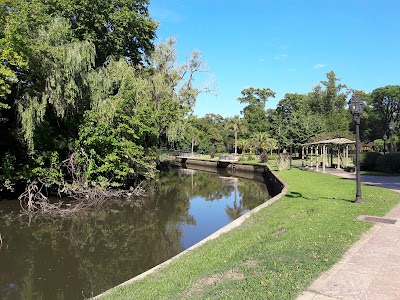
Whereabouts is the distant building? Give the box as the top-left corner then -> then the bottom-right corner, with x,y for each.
361,142 -> 376,152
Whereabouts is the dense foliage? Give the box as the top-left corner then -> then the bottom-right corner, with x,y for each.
1,0 -> 399,197
0,1 -> 210,195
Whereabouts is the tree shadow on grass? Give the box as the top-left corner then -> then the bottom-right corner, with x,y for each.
286,191 -> 309,200
286,191 -> 353,203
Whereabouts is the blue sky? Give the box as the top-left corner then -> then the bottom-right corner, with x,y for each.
149,0 -> 400,117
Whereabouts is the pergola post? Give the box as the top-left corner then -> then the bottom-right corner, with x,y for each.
322,144 -> 326,173
306,146 -> 309,167
336,146 -> 341,170
301,146 -> 305,166
316,146 -> 319,171
310,146 -> 314,167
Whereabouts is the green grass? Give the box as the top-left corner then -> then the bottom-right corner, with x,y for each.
99,168 -> 399,300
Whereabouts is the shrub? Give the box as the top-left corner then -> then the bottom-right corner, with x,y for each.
360,152 -> 382,171
247,155 -> 255,161
376,153 -> 400,173
275,154 -> 290,171
238,156 -> 247,162
269,153 -> 278,160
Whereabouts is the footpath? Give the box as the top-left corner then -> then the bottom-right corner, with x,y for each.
297,168 -> 400,300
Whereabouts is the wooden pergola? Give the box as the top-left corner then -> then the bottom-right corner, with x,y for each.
301,138 -> 355,173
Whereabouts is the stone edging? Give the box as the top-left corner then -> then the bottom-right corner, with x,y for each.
93,169 -> 288,299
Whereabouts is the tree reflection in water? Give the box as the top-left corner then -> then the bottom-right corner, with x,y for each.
0,169 -> 270,299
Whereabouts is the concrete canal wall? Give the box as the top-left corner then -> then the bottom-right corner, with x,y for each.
177,157 -> 284,197
94,158 -> 286,299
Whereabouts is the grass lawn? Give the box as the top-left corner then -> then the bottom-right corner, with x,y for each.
99,168 -> 400,300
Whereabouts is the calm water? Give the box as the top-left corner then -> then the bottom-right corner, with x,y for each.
0,168 -> 272,299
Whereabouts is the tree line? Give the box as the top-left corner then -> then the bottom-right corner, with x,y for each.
170,72 -> 399,161
1,0 -> 399,200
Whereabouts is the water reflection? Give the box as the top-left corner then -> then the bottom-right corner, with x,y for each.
0,169 -> 271,299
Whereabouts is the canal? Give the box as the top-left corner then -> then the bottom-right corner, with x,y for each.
0,167 -> 275,299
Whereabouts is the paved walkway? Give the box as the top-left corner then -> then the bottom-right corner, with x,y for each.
297,168 -> 400,300
315,168 -> 400,193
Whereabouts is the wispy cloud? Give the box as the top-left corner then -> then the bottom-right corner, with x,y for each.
151,8 -> 183,23
259,57 -> 265,62
288,68 -> 296,72
274,54 -> 288,60
313,63 -> 325,69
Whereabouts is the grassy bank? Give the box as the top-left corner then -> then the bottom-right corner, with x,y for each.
99,168 -> 399,300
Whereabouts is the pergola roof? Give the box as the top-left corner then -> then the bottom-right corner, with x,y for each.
302,138 -> 355,146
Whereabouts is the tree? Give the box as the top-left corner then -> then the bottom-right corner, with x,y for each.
149,38 -> 212,146
373,139 -> 384,153
225,115 -> 247,154
250,132 -> 277,162
166,121 -> 186,150
238,87 -> 275,136
1,0 -> 158,151
369,85 -> 400,133
268,93 -> 323,148
40,0 -> 158,66
190,114 -> 226,155
237,139 -> 250,154
276,93 -> 307,117
184,125 -> 200,155
238,87 -> 275,108
306,71 -> 351,134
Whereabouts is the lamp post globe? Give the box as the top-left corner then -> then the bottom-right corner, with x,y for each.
348,93 -> 363,204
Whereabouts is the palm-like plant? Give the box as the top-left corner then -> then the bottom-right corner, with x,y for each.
250,132 -> 277,162
237,138 -> 250,155
226,115 -> 247,154
224,182 -> 244,221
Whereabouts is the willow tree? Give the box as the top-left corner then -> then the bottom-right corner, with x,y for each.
17,18 -> 96,149
1,0 -> 157,146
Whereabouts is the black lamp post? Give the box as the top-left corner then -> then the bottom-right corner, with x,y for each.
383,133 -> 387,154
389,120 -> 395,153
349,93 -> 363,203
289,138 -> 293,169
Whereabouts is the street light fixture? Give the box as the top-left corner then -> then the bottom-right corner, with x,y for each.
348,93 -> 363,203
383,133 -> 387,154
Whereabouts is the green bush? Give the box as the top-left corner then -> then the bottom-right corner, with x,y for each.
269,153 -> 278,160
238,156 -> 247,162
376,153 -> 400,173
247,155 -> 255,161
360,152 -> 382,171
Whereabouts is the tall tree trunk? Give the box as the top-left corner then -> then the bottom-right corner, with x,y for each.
234,130 -> 238,154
